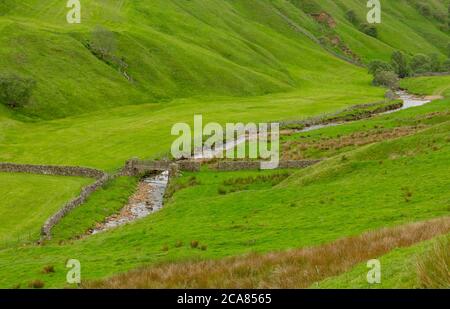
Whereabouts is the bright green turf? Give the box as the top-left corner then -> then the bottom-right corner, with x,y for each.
0,173 -> 92,247
313,233 -> 450,289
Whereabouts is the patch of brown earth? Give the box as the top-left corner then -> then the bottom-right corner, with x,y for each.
83,217 -> 450,288
311,12 -> 336,28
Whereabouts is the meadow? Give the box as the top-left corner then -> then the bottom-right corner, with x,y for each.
0,0 -> 449,289
0,173 -> 91,247
0,92 -> 448,287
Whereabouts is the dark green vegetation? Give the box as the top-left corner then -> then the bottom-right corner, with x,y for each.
368,49 -> 450,89
0,73 -> 36,108
0,1 -> 449,288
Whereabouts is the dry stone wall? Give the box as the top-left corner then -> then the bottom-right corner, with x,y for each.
0,163 -> 104,179
122,159 -> 321,175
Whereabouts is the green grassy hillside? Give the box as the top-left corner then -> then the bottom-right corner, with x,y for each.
0,0 -> 448,119
0,1 -> 449,289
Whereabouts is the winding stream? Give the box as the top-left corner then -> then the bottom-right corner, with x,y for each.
296,90 -> 433,133
91,171 -> 169,234
90,91 -> 435,234
382,90 -> 432,113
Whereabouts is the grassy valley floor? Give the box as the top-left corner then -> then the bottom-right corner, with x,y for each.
0,86 -> 448,288
0,0 -> 449,289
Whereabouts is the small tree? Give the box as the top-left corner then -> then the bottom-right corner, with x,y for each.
391,51 -> 411,78
428,53 -> 442,72
410,54 -> 432,73
90,26 -> 116,59
0,73 -> 36,108
373,71 -> 399,89
368,60 -> 393,75
417,3 -> 431,17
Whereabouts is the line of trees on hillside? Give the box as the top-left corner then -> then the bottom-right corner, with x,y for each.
369,48 -> 450,89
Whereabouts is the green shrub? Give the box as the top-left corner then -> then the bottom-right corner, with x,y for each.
410,54 -> 432,73
90,26 -> 116,59
368,60 -> 393,75
416,2 -> 431,17
428,53 -> 442,72
443,59 -> 450,72
85,26 -> 129,78
391,51 -> 411,78
0,73 -> 36,108
372,71 -> 399,89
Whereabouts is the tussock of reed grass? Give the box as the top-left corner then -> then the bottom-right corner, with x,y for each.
416,237 -> 449,288
84,217 -> 450,289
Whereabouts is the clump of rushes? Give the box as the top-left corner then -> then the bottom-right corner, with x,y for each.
218,187 -> 227,195
190,240 -> 199,249
28,280 -> 45,289
42,265 -> 55,274
402,187 -> 413,202
161,244 -> 169,252
175,240 -> 183,248
200,245 -> 208,251
417,238 -> 450,288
